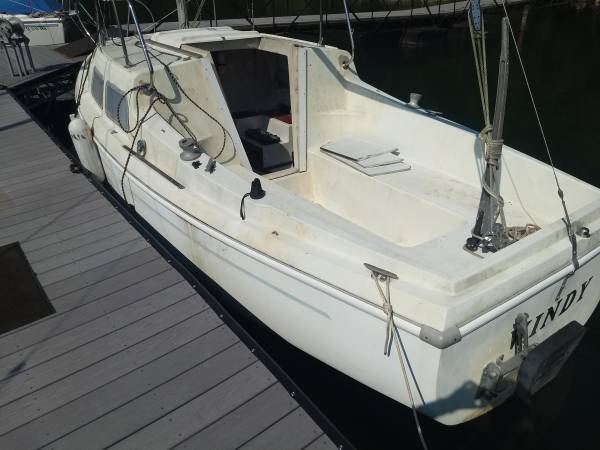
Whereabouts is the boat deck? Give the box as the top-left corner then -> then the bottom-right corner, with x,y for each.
0,86 -> 339,448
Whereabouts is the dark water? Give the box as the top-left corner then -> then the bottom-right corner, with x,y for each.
352,6 -> 600,188
24,4 -> 600,449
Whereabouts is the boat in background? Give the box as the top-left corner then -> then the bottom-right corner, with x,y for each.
0,0 -> 78,45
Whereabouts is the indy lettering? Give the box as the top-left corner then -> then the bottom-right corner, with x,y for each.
510,276 -> 593,349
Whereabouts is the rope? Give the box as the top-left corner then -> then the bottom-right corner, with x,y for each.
468,8 -> 508,243
498,0 -> 578,270
239,193 -> 250,220
111,45 -> 236,204
147,51 -> 234,161
369,272 -> 428,450
118,88 -> 162,202
75,48 -> 96,107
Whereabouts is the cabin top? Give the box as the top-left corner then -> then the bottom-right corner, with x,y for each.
151,26 -> 260,48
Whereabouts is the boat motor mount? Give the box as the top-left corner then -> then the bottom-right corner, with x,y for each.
477,317 -> 585,403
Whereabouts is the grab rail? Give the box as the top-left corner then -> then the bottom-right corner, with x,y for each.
110,0 -> 130,66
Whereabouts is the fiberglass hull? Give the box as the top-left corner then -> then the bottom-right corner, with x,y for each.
94,138 -> 600,425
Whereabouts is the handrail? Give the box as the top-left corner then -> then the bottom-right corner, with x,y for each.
341,0 -> 354,69
125,0 -> 154,87
110,0 -> 130,66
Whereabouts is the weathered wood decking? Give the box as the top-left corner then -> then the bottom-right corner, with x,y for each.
0,81 -> 338,448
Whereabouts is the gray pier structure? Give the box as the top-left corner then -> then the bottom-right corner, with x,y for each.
0,50 -> 344,450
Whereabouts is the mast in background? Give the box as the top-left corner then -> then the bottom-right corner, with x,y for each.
176,0 -> 189,29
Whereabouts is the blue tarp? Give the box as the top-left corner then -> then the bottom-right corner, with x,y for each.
0,0 -> 63,14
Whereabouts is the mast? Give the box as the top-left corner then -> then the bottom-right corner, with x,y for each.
176,0 -> 189,29
465,7 -> 510,253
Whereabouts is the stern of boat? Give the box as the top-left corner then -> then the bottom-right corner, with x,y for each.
428,250 -> 600,425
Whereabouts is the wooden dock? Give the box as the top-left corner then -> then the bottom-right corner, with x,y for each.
148,0 -> 527,31
0,59 -> 343,449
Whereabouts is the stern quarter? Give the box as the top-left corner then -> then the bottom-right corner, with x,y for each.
432,251 -> 600,425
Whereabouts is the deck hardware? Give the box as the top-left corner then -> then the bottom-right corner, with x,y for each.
408,93 -> 422,109
577,227 -> 590,238
364,263 -> 428,450
240,178 -> 266,220
205,158 -> 216,173
512,313 -> 529,355
179,138 -> 201,161
136,139 -> 147,157
192,161 -> 202,169
69,163 -> 82,174
250,178 -> 266,200
478,361 -> 502,400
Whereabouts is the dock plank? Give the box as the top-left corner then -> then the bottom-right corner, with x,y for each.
107,362 -> 275,450
0,314 -> 227,439
0,296 -> 207,405
48,257 -> 175,310
304,435 -> 340,450
0,327 -> 237,448
0,263 -> 177,357
239,409 -> 325,450
0,282 -> 196,375
172,383 -> 298,450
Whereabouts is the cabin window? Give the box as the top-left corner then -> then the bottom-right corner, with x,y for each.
212,49 -> 294,175
91,68 -> 104,108
105,82 -> 129,130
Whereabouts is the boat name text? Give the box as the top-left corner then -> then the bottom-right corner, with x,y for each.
510,276 -> 593,349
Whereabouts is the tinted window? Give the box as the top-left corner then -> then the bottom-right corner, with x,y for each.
105,82 -> 129,130
91,68 -> 104,108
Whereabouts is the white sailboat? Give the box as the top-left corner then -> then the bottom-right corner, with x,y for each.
0,1 -> 77,46
69,0 -> 600,427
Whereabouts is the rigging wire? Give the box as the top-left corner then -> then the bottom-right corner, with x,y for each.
498,0 -> 578,269
191,0 -> 208,27
75,47 -> 96,107
119,93 -> 162,202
